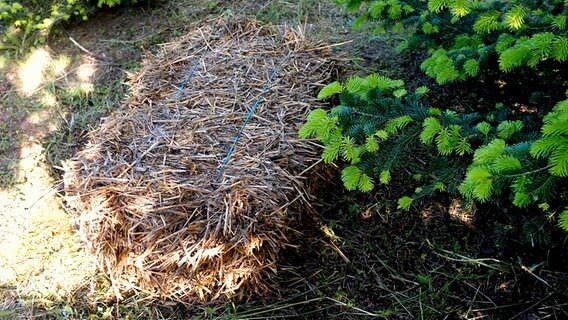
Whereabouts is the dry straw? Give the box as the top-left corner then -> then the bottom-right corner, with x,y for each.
63,18 -> 338,304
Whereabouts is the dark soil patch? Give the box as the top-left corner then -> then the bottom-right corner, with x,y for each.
274,192 -> 568,319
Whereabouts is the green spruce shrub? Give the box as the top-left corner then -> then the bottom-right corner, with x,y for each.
309,0 -> 568,234
338,0 -> 568,84
300,76 -> 568,232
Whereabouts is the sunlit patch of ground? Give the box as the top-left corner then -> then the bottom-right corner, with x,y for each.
0,45 -> 99,318
16,48 -> 53,96
0,141 -> 97,318
448,198 -> 475,225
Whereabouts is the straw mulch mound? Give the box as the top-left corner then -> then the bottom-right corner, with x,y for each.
62,18 -> 337,303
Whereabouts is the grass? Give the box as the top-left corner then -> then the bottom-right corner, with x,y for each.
44,78 -> 127,173
304,198 -> 567,319
0,0 -> 567,319
255,0 -> 321,24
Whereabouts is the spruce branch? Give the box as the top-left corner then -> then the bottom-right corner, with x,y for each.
502,165 -> 553,178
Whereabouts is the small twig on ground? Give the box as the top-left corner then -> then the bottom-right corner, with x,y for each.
236,297 -> 323,318
463,281 -> 497,308
318,239 -> 350,263
297,158 -> 322,177
519,263 -> 551,287
24,182 -> 62,210
307,40 -> 353,52
508,293 -> 553,320
326,297 -> 378,317
68,37 -> 122,67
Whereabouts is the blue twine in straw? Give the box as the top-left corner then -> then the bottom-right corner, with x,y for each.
213,69 -> 278,185
175,61 -> 201,100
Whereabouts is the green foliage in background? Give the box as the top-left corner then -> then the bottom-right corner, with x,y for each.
301,76 -> 568,232
310,0 -> 568,234
0,0 -> 136,55
338,0 -> 568,84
